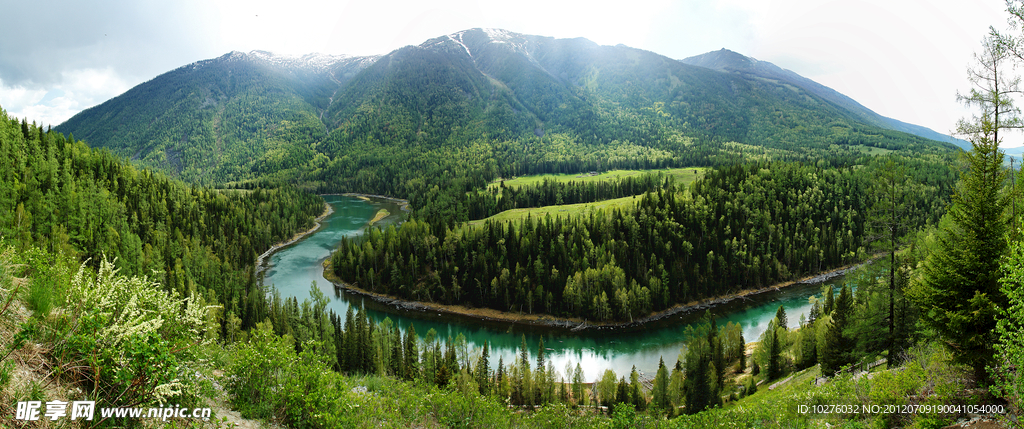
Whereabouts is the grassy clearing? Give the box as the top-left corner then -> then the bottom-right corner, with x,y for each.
467,168 -> 705,228
847,144 -> 895,155
487,167 -> 707,192
211,187 -> 254,195
467,195 -> 642,228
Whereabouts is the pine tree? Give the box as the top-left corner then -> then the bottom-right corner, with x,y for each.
444,336 -> 458,382
403,324 -> 418,381
572,363 -> 585,407
497,356 -> 507,399
775,305 -> 788,330
343,306 -> 356,372
535,336 -> 546,404
616,377 -> 629,405
652,357 -> 669,412
684,334 -> 719,414
515,334 -> 532,406
823,285 -> 835,316
821,285 -> 854,375
798,320 -> 817,370
435,360 -> 451,387
708,319 -> 725,389
909,26 -> 1013,384
738,330 -> 746,373
630,365 -> 645,411
390,326 -> 403,376
908,48 -> 1010,380
869,157 -> 911,368
767,321 -> 781,380
477,340 -> 490,395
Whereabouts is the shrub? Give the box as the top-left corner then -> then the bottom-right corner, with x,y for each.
50,257 -> 215,407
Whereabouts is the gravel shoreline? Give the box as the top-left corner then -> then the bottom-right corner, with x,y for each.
325,257 -> 880,334
262,194 -> 879,333
255,201 -> 334,276
254,193 -> 410,276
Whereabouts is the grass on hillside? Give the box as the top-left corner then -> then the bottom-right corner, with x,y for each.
681,342 -> 1003,429
847,144 -> 895,155
467,168 -> 705,228
466,195 -> 642,228
486,168 -> 707,192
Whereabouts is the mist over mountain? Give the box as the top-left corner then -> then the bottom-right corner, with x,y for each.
56,28 -> 956,189
680,48 -> 969,149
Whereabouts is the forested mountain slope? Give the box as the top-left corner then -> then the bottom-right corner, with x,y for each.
681,48 -> 969,149
57,51 -> 376,184
1,107 -> 323,331
56,29 -> 958,196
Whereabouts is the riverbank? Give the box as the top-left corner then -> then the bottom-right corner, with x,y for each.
255,202 -> 334,276
320,193 -> 412,213
323,257 -> 881,334
256,193 -> 408,276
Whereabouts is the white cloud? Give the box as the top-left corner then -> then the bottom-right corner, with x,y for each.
0,83 -> 47,121
1,68 -> 131,128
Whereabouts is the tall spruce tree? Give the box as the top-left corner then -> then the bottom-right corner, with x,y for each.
683,333 -> 719,414
616,377 -> 629,406
868,157 -> 911,368
629,365 -> 645,411
403,324 -> 418,381
535,336 -> 546,404
497,356 -> 507,399
821,285 -> 854,375
477,340 -> 490,395
775,305 -> 788,330
767,321 -> 781,380
515,334 -> 532,406
910,29 -> 1013,384
572,363 -> 585,407
652,357 -> 669,412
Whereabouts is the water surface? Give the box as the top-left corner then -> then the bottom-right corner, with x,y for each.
262,195 -> 873,380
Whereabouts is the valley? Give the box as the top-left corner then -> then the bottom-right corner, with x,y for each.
1,22 -> 1019,429
262,193 -> 882,378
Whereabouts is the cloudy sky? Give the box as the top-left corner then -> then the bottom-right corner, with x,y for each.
0,0 -> 1015,145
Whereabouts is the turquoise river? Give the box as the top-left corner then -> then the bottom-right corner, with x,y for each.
260,195 -> 875,381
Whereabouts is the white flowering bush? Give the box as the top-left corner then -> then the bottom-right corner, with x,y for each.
52,257 -> 217,407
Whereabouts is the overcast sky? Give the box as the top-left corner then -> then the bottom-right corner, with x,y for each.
0,0 -> 1017,145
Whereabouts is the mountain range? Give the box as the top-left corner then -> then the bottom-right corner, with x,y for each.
680,48 -> 968,148
55,28 -> 960,191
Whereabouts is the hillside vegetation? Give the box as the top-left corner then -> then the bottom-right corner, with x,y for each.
55,29 -> 958,233
5,19 -> 1022,429
333,158 -> 955,321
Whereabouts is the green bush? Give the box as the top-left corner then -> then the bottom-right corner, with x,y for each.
48,257 -> 214,408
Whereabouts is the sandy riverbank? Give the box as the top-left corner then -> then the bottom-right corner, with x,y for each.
255,202 -> 334,276
255,193 -> 411,275
321,192 -> 412,213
